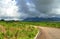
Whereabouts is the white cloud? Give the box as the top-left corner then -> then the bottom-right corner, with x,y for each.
51,8 -> 60,14
0,0 -> 60,21
48,0 -> 60,15
0,0 -> 20,18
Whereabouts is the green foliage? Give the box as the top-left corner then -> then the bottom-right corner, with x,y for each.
0,21 -> 38,39
0,32 -> 4,39
0,21 -> 60,39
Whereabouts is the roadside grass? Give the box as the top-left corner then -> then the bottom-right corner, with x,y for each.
17,21 -> 60,28
0,21 -> 60,39
39,22 -> 60,28
19,21 -> 60,28
0,21 -> 38,39
9,21 -> 60,28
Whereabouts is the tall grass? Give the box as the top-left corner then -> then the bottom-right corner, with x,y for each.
0,21 -> 38,39
0,21 -> 60,39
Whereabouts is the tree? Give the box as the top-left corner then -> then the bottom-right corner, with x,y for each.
1,19 -> 4,21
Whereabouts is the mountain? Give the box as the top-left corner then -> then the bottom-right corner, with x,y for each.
23,17 -> 60,21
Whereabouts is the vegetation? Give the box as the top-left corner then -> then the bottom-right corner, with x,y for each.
0,21 -> 60,39
39,21 -> 60,28
0,21 -> 38,39
17,21 -> 60,28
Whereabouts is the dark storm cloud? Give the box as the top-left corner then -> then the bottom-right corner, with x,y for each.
16,0 -> 60,18
0,0 -> 60,20
15,0 -> 41,17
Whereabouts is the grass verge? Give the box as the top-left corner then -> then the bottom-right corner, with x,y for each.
0,21 -> 38,39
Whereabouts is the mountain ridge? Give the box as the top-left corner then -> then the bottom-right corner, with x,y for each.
23,17 -> 60,21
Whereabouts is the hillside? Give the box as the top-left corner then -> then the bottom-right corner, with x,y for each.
23,17 -> 60,21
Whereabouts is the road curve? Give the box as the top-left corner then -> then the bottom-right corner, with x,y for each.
36,27 -> 60,39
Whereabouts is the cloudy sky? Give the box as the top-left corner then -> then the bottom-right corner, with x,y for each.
0,0 -> 60,20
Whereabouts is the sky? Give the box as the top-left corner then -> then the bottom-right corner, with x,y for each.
0,0 -> 60,20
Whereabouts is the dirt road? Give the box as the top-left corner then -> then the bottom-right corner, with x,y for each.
36,27 -> 60,39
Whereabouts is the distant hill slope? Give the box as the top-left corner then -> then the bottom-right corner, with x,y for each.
23,17 -> 60,21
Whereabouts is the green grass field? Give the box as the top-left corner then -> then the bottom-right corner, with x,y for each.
18,21 -> 60,28
0,21 -> 38,39
0,21 -> 60,39
39,21 -> 60,28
